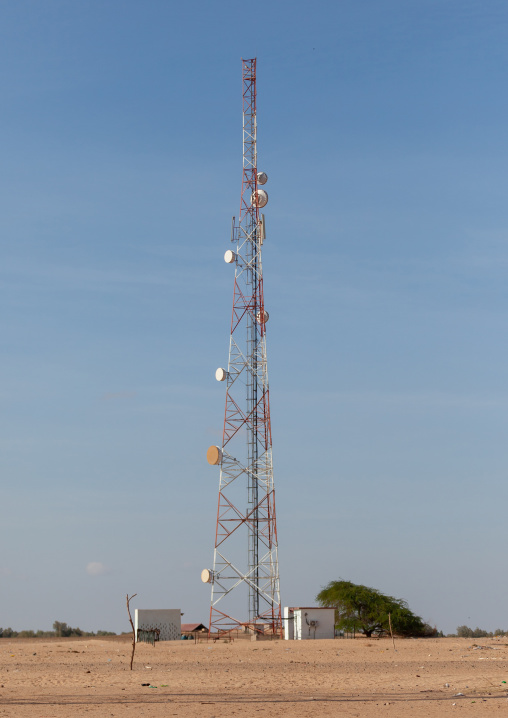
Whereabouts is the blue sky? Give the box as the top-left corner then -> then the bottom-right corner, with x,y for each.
1,0 -> 508,635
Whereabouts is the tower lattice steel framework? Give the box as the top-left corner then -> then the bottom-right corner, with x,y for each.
203,58 -> 281,636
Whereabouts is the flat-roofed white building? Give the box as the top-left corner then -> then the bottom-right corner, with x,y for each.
283,606 -> 335,640
135,609 -> 181,641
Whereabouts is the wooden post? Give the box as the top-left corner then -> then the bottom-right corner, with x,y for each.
126,593 -> 137,670
388,612 -> 396,651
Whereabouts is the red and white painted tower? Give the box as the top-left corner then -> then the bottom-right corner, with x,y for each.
202,58 -> 281,636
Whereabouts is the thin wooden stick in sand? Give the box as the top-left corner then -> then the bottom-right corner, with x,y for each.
388,612 -> 396,651
126,593 -> 138,670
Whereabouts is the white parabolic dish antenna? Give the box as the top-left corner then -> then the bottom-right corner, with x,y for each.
257,171 -> 268,185
215,367 -> 227,382
201,569 -> 212,584
251,189 -> 268,208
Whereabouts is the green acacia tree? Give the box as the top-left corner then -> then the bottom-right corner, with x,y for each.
316,580 -> 429,637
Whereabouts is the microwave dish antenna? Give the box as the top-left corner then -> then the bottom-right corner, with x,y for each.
251,189 -> 268,208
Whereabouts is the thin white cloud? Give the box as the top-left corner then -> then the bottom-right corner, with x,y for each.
86,561 -> 111,576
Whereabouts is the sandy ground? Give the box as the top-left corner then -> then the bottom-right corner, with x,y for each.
1,635 -> 507,717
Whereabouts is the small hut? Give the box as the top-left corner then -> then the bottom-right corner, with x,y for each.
181,623 -> 208,639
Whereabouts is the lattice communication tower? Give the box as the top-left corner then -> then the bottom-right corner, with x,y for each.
202,58 -> 281,636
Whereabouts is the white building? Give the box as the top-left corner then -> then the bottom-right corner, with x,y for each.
134,609 -> 181,641
283,606 -> 335,640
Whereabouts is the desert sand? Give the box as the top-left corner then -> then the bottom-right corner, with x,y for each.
1,635 -> 507,716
